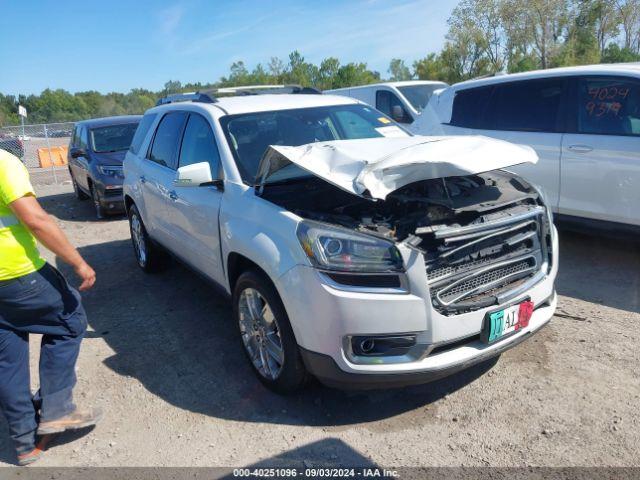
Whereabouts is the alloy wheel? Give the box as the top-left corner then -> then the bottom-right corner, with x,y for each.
238,287 -> 285,380
130,213 -> 147,267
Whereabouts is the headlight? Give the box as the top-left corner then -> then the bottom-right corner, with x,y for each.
296,220 -> 403,273
98,165 -> 123,177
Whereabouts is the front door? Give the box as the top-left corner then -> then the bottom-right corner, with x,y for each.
560,75 -> 640,226
171,113 -> 224,284
142,111 -> 188,245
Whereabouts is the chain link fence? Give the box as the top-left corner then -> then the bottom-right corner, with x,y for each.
0,122 -> 74,185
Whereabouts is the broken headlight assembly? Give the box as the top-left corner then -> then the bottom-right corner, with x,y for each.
296,220 -> 404,273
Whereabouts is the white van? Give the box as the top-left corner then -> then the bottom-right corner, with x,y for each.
326,81 -> 447,132
419,64 -> 640,232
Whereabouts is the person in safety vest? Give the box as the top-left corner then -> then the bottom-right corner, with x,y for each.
0,150 -> 102,465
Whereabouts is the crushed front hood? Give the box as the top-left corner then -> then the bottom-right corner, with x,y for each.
257,136 -> 538,200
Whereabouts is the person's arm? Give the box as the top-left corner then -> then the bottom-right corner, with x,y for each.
9,195 -> 96,291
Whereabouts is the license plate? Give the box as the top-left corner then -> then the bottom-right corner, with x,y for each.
482,300 -> 534,344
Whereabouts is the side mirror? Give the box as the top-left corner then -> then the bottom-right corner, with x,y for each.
174,161 -> 213,187
391,105 -> 406,123
70,148 -> 86,158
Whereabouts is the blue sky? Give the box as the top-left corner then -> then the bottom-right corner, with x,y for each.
0,0 -> 458,95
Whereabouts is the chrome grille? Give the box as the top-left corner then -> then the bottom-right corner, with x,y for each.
424,205 -> 549,314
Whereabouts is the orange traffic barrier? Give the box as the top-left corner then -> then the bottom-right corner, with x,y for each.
38,146 -> 68,167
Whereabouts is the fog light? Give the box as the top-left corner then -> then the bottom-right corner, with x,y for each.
352,335 -> 417,357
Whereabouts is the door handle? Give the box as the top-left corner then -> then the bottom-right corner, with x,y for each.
568,144 -> 593,153
169,190 -> 178,201
140,175 -> 146,184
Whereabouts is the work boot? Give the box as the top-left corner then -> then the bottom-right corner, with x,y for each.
17,435 -> 54,466
37,407 -> 103,435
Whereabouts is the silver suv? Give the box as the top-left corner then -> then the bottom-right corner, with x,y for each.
123,88 -> 558,393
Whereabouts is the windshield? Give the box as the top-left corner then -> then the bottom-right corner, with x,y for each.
398,84 -> 446,112
90,123 -> 139,153
220,104 -> 409,184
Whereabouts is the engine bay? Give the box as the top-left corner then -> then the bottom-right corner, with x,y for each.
260,170 -> 542,244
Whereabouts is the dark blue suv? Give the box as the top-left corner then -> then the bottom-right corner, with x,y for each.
68,115 -> 141,218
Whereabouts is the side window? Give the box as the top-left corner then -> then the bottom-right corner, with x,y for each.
487,78 -> 564,132
178,114 -> 221,176
450,86 -> 493,128
148,112 -> 188,169
376,90 -> 412,124
130,113 -> 157,155
79,126 -> 89,150
577,76 -> 640,136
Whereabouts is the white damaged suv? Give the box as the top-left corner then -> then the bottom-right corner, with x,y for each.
123,88 -> 558,392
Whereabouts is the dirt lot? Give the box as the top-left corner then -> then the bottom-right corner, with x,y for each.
0,182 -> 638,468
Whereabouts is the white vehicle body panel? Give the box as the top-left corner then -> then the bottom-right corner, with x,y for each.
260,135 -> 538,200
420,63 -> 640,227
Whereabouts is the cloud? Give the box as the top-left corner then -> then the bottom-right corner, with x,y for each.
157,5 -> 184,36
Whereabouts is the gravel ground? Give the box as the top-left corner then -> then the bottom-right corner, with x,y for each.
0,182 -> 638,468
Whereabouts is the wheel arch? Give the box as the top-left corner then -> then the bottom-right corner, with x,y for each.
227,252 -> 273,294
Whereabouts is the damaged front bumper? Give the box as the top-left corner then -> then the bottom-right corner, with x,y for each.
276,224 -> 558,389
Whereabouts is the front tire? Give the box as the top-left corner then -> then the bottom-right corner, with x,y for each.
90,185 -> 106,219
233,270 -> 308,394
128,204 -> 168,273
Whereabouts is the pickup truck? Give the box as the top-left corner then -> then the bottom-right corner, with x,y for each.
123,89 -> 558,392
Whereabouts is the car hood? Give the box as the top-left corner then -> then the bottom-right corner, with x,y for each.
256,136 -> 538,200
92,150 -> 127,165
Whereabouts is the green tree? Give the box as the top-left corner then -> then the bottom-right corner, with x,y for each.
388,58 -> 412,81
317,57 -> 341,89
601,42 -> 640,61
413,53 -> 448,81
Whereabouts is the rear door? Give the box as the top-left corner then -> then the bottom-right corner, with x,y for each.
560,75 -> 640,225
443,79 -> 566,210
141,111 -> 188,245
472,78 -> 567,210
170,113 -> 225,283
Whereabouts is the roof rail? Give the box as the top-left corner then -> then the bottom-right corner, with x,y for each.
155,85 -> 322,106
216,85 -> 322,96
155,91 -> 218,106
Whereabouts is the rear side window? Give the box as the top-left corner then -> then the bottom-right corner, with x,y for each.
487,78 -> 564,132
178,114 -> 221,174
148,112 -> 188,169
130,113 -> 157,155
577,76 -> 640,136
450,85 -> 493,128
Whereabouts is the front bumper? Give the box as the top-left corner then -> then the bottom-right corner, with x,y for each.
300,294 -> 555,389
95,182 -> 125,212
276,226 -> 559,388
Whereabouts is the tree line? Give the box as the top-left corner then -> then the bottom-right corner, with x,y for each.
1,0 -> 638,126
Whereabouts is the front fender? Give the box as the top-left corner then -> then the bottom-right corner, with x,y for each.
220,183 -> 307,293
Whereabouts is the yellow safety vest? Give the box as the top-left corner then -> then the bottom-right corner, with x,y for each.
0,150 -> 46,281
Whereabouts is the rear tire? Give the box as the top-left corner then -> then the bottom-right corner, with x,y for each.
233,270 -> 308,394
128,204 -> 169,273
